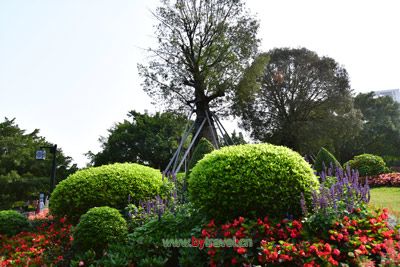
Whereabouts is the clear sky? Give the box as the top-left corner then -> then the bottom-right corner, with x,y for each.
1,0 -> 399,167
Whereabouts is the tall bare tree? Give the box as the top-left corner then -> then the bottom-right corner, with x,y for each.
138,0 -> 259,146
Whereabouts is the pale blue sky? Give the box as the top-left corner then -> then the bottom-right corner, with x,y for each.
1,0 -> 399,167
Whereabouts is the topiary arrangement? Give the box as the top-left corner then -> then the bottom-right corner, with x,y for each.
188,143 -> 319,221
72,206 -> 128,255
0,210 -> 31,236
345,153 -> 389,177
313,147 -> 341,173
188,138 -> 215,170
50,163 -> 169,223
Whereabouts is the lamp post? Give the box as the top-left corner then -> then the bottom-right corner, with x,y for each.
36,144 -> 57,194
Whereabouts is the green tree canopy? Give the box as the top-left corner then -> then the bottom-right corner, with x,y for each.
233,47 -> 362,157
350,92 -> 400,160
87,111 -> 189,170
0,118 -> 78,209
138,0 -> 259,147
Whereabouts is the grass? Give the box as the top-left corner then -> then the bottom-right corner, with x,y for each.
369,187 -> 400,217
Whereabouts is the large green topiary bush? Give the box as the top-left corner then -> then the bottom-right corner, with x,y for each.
50,163 -> 168,223
313,147 -> 341,173
345,154 -> 389,177
0,210 -> 30,236
188,143 -> 319,220
188,138 -> 215,170
73,206 -> 128,255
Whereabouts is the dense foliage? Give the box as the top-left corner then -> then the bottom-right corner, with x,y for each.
313,147 -> 341,173
69,204 -> 208,267
72,206 -> 128,255
350,92 -> 400,162
50,163 -> 168,223
188,138 -> 215,170
0,118 -> 78,209
345,153 -> 389,177
87,111 -> 188,170
126,204 -> 207,267
0,210 -> 30,236
233,48 -> 362,156
189,143 -> 319,220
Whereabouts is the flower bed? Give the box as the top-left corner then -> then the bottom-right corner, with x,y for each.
0,218 -> 72,266
368,173 -> 400,187
202,208 -> 400,266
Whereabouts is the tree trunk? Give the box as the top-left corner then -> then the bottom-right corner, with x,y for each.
193,100 -> 218,149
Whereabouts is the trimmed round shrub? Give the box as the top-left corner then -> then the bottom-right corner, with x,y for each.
188,143 -> 319,220
313,147 -> 341,173
188,138 -> 215,170
50,163 -> 167,223
345,154 -> 389,177
73,206 -> 128,255
0,210 -> 30,236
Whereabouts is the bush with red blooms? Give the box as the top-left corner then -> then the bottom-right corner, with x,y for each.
0,217 -> 72,266
201,208 -> 400,266
368,173 -> 400,187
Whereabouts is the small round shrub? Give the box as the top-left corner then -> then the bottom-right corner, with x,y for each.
188,138 -> 215,170
73,206 -> 128,255
0,210 -> 30,236
313,147 -> 341,173
188,143 -> 319,220
50,163 -> 168,223
345,154 -> 389,177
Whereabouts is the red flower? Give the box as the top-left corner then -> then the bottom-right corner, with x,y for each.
201,229 -> 210,238
237,247 -> 247,255
332,248 -> 340,257
279,254 -> 292,261
328,256 -> 338,266
270,251 -> 279,260
324,243 -> 332,253
207,219 -> 216,228
231,257 -> 238,265
221,224 -> 231,230
208,248 -> 216,256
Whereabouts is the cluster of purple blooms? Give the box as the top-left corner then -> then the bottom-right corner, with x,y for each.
301,164 -> 370,216
127,172 -> 182,222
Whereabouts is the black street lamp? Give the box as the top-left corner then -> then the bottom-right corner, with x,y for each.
36,144 -> 57,194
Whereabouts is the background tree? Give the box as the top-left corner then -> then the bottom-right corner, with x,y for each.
87,111 -> 189,170
0,118 -> 78,209
349,92 -> 400,164
233,47 -> 362,157
138,0 -> 259,147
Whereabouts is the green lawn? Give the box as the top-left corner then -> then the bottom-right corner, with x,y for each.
369,187 -> 400,216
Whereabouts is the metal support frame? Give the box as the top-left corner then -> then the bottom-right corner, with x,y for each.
212,111 -> 234,146
164,109 -> 236,176
205,110 -> 219,149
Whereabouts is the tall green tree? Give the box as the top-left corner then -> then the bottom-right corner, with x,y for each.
350,92 -> 400,160
0,118 -> 78,209
138,0 -> 259,147
87,111 -> 188,170
233,48 -> 362,156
